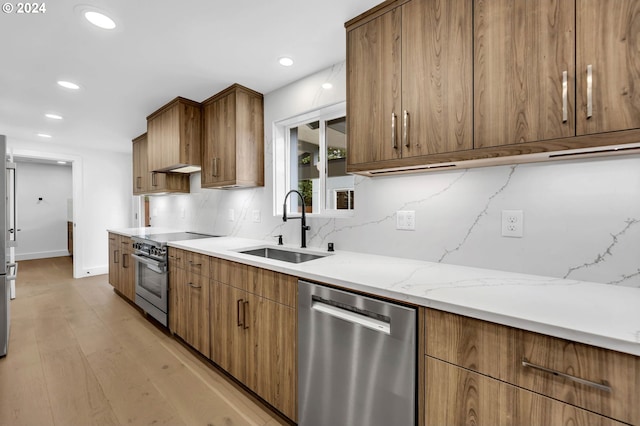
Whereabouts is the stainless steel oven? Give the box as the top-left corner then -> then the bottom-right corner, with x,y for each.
131,232 -> 218,327
132,251 -> 168,326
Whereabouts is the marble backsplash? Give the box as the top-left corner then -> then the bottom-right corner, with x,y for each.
148,63 -> 640,288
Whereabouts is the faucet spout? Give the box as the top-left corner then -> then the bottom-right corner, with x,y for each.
282,190 -> 310,248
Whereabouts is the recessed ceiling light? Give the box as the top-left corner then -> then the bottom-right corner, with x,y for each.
322,83 -> 333,90
84,11 -> 116,29
45,113 -> 63,120
57,161 -> 67,165
279,57 -> 294,67
57,80 -> 80,90
37,133 -> 52,138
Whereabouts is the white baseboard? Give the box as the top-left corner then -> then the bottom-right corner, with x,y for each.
77,266 -> 108,278
15,250 -> 71,261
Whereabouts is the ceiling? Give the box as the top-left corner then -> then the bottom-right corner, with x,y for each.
0,0 -> 380,154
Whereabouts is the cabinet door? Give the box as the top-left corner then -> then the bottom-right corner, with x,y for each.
425,356 -> 625,426
255,296 -> 297,421
181,272 -> 210,357
119,249 -> 135,301
211,281 -> 247,383
347,8 -> 402,166
202,92 -> 236,187
168,266 -> 185,334
577,0 -> 640,135
474,0 -> 575,148
401,0 -> 473,156
108,235 -> 119,287
132,137 -> 148,194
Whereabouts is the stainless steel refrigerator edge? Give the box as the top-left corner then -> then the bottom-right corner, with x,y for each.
298,280 -> 417,426
1,135 -> 18,357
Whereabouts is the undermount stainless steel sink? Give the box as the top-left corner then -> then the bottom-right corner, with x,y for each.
239,247 -> 329,263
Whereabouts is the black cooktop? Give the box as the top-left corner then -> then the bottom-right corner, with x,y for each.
135,232 -> 220,244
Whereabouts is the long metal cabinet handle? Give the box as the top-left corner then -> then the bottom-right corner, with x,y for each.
562,71 -> 568,123
136,176 -> 141,189
151,172 -> 157,187
237,299 -> 243,327
212,158 -> 219,177
403,110 -> 409,148
391,113 -> 397,149
521,358 -> 611,393
122,253 -> 128,268
586,65 -> 593,118
114,250 -> 120,264
188,282 -> 202,289
243,301 -> 249,329
311,299 -> 390,334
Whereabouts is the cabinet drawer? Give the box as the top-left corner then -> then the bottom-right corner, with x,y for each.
425,308 -> 639,424
425,356 -> 625,426
210,257 -> 247,289
247,266 -> 297,307
185,251 -> 210,277
168,247 -> 186,269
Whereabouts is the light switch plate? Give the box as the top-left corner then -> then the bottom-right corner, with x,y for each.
252,210 -> 261,223
228,209 -> 235,222
396,210 -> 416,231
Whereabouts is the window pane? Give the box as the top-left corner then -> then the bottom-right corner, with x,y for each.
290,122 -> 319,213
325,116 -> 354,210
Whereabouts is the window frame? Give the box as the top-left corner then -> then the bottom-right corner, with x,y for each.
273,101 -> 353,218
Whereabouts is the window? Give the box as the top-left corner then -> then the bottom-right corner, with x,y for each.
274,102 -> 354,217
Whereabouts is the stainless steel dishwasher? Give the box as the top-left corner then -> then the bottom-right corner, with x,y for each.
298,280 -> 416,426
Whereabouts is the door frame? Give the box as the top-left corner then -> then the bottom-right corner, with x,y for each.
10,148 -> 84,278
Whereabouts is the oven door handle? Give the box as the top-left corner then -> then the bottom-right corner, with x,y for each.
131,253 -> 166,273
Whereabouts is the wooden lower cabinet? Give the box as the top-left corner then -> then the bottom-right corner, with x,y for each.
169,248 -> 210,357
107,233 -> 135,302
210,260 -> 297,421
424,308 -> 639,425
425,357 -> 624,425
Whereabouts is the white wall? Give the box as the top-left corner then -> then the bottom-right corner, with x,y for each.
8,139 -> 133,278
148,62 -> 640,288
15,161 -> 72,260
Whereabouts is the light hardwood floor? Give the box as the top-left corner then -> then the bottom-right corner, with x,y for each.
0,257 -> 287,426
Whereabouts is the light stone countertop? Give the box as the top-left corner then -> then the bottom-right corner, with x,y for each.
108,228 -> 640,356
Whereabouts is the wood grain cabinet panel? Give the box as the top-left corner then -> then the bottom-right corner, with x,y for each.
346,0 -> 472,171
146,97 -> 202,172
425,308 -> 640,424
474,0 -> 576,148
201,84 -> 264,189
209,257 -> 297,421
168,247 -> 211,357
346,0 -> 640,175
347,6 -> 401,166
426,357 -> 626,426
107,233 -> 135,302
131,133 -> 190,195
577,0 -> 640,135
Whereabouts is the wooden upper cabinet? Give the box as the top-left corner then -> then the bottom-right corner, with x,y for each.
346,0 -> 472,170
132,133 -> 149,195
577,0 -> 640,135
131,132 -> 189,195
201,84 -> 264,189
146,97 -> 202,172
474,0 -> 576,148
401,0 -> 473,157
347,7 -> 401,166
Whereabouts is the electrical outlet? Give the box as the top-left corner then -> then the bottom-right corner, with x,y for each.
252,209 -> 261,223
396,210 -> 416,231
501,210 -> 523,237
